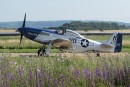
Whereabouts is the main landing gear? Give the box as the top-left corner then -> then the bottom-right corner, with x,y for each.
37,42 -> 52,57
37,48 -> 46,56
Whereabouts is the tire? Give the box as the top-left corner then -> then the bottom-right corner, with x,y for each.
37,49 -> 43,56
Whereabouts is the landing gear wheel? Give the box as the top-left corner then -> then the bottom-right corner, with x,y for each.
37,49 -> 46,56
38,49 -> 43,56
97,53 -> 100,57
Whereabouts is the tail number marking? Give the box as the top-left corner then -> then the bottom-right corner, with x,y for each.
69,38 -> 77,43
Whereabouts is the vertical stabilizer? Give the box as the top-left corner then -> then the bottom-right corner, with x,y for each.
114,33 -> 122,52
106,32 -> 122,52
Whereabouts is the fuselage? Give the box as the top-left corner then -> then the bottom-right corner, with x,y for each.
18,27 -> 115,53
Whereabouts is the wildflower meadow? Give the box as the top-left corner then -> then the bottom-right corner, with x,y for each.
0,53 -> 129,87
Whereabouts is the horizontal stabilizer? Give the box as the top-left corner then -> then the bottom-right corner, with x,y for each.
101,43 -> 114,48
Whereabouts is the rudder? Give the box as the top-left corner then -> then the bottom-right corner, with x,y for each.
114,33 -> 122,52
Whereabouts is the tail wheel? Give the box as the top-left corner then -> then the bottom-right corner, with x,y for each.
97,53 -> 100,57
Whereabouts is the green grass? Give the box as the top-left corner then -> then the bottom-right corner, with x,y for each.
84,35 -> 110,41
0,35 -> 129,53
0,35 -> 129,86
0,49 -> 60,53
0,36 -> 19,40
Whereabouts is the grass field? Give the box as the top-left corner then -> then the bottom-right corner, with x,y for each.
0,34 -> 130,53
0,29 -> 130,86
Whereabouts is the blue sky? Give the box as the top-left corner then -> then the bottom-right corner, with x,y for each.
0,0 -> 130,22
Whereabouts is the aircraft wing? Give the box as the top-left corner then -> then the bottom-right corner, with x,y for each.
52,39 -> 72,48
101,43 -> 114,48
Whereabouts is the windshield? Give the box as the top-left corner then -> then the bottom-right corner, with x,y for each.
66,29 -> 84,38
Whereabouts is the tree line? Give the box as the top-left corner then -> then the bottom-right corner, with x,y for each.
49,21 -> 129,30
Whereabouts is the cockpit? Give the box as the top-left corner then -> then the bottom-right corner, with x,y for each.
55,29 -> 84,38
66,29 -> 84,38
56,29 -> 66,35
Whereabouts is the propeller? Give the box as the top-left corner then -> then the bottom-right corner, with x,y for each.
20,33 -> 23,45
22,13 -> 26,28
19,13 -> 26,45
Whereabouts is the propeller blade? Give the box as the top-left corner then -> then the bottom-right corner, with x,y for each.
20,34 -> 23,45
22,13 -> 26,28
19,13 -> 26,46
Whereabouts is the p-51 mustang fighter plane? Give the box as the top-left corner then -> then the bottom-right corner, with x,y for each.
16,14 -> 122,56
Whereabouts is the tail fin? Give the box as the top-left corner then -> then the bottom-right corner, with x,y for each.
107,32 -> 122,52
114,33 -> 122,52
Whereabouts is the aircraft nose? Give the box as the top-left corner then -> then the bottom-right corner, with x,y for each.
17,28 -> 23,33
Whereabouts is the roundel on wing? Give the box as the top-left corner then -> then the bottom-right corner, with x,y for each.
81,39 -> 89,48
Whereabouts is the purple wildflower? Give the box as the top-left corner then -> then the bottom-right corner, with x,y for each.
18,67 -> 23,78
102,69 -> 107,80
85,69 -> 91,80
73,70 -> 81,76
8,74 -> 14,81
60,79 -> 64,87
59,74 -> 65,87
77,70 -> 81,75
60,74 -> 64,79
121,69 -> 126,81
85,69 -> 90,76
105,64 -> 109,70
4,83 -> 7,87
54,78 -> 58,87
95,67 -> 102,78
28,70 -> 32,81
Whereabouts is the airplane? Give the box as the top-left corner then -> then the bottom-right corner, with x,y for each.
16,14 -> 122,56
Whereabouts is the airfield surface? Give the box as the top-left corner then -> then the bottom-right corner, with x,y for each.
0,52 -> 129,58
0,29 -> 129,58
